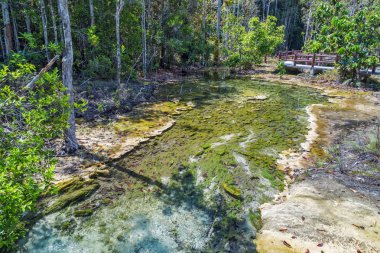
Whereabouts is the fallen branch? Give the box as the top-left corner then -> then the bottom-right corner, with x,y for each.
24,55 -> 60,90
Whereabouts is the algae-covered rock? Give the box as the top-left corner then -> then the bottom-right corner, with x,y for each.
73,208 -> 94,217
56,177 -> 97,194
89,169 -> 111,179
249,209 -> 263,230
222,183 -> 241,198
45,183 -> 100,214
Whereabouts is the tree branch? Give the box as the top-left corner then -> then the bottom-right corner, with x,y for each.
24,55 -> 60,90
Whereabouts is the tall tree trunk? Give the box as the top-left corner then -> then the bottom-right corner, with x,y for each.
142,0 -> 147,78
217,0 -> 221,40
89,0 -> 95,26
25,11 -> 32,33
58,0 -> 78,153
202,0 -> 206,65
262,0 -> 266,20
216,0 -> 221,64
48,0 -> 58,44
0,27 -> 5,59
304,0 -> 314,44
275,0 -> 278,17
1,1 -> 13,55
9,2 -> 19,52
116,0 -> 125,86
40,0 -> 50,61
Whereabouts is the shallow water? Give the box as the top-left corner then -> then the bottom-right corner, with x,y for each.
20,77 -> 327,252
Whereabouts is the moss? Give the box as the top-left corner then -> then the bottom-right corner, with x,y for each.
73,208 -> 94,217
61,221 -> 72,231
56,177 -> 87,193
222,183 -> 241,198
89,169 -> 111,179
249,209 -> 263,230
45,183 -> 100,214
114,78 -> 326,234
261,168 -> 285,191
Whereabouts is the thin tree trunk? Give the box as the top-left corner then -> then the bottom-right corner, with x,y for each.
147,0 -> 151,66
142,0 -> 147,78
0,27 -> 5,59
1,1 -> 13,55
116,0 -> 125,86
89,0 -> 95,26
40,0 -> 50,61
304,0 -> 314,44
202,0 -> 206,65
217,0 -> 221,40
58,0 -> 78,153
275,0 -> 278,17
9,2 -> 19,52
262,0 -> 266,20
48,0 -> 58,44
216,0 -> 221,63
25,11 -> 31,33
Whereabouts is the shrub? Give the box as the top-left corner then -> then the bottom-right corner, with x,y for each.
0,55 -> 69,249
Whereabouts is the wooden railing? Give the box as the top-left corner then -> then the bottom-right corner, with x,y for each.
278,50 -> 380,74
278,51 -> 338,68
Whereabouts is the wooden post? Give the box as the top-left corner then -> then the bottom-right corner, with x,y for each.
310,53 -> 316,76
293,52 -> 297,66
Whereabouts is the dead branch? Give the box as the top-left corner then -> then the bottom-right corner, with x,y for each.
24,55 -> 60,90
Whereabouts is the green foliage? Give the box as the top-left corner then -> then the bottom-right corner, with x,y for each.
223,16 -> 284,67
84,55 -> 116,79
20,33 -> 37,49
86,25 -> 100,47
0,55 -> 70,248
241,16 -> 284,65
305,2 -> 380,81
74,98 -> 88,113
48,42 -> 63,56
276,61 -> 287,78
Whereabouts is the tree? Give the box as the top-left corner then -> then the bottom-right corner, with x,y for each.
48,0 -> 59,45
89,0 -> 95,26
39,0 -> 50,61
141,0 -> 147,78
116,0 -> 125,86
0,54 -> 70,249
1,1 -> 13,55
241,16 -> 284,65
306,1 -> 380,82
58,0 -> 79,153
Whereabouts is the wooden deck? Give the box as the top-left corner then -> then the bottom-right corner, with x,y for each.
278,50 -> 380,75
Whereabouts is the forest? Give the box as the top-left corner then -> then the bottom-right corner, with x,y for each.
1,0 -> 380,252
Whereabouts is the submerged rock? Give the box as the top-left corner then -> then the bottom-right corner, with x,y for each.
45,182 -> 100,215
222,183 -> 241,198
73,208 -> 94,217
89,169 -> 111,179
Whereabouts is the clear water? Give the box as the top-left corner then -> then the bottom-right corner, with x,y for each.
19,76 -> 326,252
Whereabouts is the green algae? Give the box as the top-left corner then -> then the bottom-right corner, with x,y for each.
249,209 -> 263,230
222,183 -> 241,198
118,78 -> 327,223
22,78 -> 330,252
45,182 -> 100,215
73,208 -> 94,217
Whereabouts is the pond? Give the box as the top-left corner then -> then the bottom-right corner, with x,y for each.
20,76 -> 327,252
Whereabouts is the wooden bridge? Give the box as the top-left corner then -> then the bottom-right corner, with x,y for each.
278,50 -> 380,75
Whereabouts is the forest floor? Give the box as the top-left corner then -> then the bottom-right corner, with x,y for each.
35,63 -> 380,252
